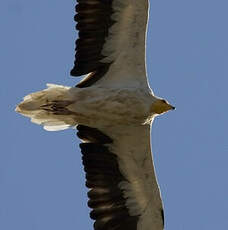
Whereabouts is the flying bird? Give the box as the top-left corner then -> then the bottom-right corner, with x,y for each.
16,0 -> 175,229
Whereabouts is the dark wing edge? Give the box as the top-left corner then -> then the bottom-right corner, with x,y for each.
71,0 -> 114,88
77,125 -> 139,230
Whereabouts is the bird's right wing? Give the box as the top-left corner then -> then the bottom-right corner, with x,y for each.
71,0 -> 150,88
77,124 -> 164,230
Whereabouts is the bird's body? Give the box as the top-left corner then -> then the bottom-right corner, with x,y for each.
16,0 -> 175,229
16,84 -> 157,130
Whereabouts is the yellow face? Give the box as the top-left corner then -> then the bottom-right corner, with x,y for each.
150,99 -> 175,115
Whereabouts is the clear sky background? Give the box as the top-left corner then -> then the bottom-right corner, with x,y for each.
1,0 -> 228,229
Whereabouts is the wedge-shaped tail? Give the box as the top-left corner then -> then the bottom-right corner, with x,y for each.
16,84 -> 77,131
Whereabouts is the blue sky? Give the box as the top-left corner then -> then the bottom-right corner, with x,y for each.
1,0 -> 228,229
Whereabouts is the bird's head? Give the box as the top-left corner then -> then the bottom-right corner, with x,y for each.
150,98 -> 175,115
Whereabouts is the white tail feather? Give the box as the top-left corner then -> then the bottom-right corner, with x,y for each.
16,84 -> 77,131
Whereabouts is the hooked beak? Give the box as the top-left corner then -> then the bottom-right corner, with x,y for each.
151,100 -> 175,115
168,105 -> 175,111
161,103 -> 175,114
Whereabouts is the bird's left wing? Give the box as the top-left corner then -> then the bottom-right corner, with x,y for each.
77,124 -> 164,230
71,0 -> 150,88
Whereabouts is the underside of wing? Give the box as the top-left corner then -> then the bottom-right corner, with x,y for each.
77,124 -> 164,230
71,0 -> 150,88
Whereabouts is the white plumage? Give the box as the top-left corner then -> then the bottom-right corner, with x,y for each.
16,84 -> 158,130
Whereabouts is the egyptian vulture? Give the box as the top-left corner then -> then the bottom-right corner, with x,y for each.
16,0 -> 175,229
